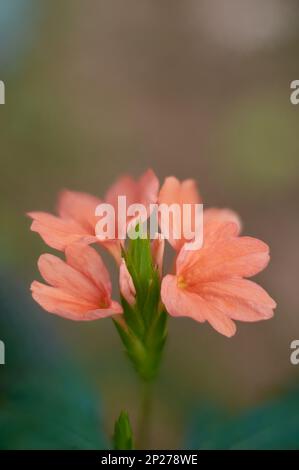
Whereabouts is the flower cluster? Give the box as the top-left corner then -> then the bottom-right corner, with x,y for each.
29,169 -> 276,339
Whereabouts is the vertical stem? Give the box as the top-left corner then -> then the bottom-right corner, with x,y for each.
136,380 -> 153,449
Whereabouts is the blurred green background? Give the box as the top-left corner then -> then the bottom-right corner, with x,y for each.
1,0 -> 299,449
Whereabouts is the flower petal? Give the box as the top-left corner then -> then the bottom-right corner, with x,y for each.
119,259 -> 136,305
203,302 -> 237,337
28,211 -> 95,251
31,281 -> 99,320
203,208 -> 242,245
200,278 -> 276,321
158,176 -> 201,251
65,243 -> 112,297
31,281 -> 121,320
138,168 -> 159,207
161,275 -> 205,322
105,174 -> 138,209
151,235 -> 165,275
106,169 -> 159,209
177,236 -> 270,283
161,275 -> 236,336
159,176 -> 201,206
58,189 -> 101,234
86,300 -> 123,320
37,253 -> 100,303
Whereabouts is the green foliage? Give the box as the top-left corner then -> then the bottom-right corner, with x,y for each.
187,389 -> 299,450
113,411 -> 134,450
115,235 -> 167,382
0,273 -> 107,449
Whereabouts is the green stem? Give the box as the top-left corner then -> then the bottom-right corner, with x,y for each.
136,380 -> 153,449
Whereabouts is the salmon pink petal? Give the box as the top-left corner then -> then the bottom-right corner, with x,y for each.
31,281 -> 99,320
202,278 -> 276,308
31,281 -> 121,321
202,301 -> 237,337
158,176 -> 201,250
37,254 -> 100,303
108,300 -> 123,315
159,176 -> 201,205
159,216 -> 182,251
175,210 -> 241,269
203,294 -> 273,322
138,168 -> 159,206
119,259 -> 136,305
28,211 -> 95,251
161,275 -> 236,336
180,179 -> 202,204
177,236 -> 270,283
58,190 -> 101,233
105,174 -> 138,209
158,176 -> 180,205
151,235 -> 165,275
203,208 -> 242,245
106,169 -> 159,209
85,301 -> 123,320
199,278 -> 276,321
65,243 -> 112,296
104,170 -> 159,242
161,275 -> 205,322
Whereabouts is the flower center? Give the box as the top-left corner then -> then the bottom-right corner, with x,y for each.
99,297 -> 109,309
177,275 -> 187,289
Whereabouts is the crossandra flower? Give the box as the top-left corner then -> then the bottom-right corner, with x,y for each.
161,208 -> 276,337
31,243 -> 122,320
28,171 -> 275,338
28,169 -> 159,263
28,170 -> 277,449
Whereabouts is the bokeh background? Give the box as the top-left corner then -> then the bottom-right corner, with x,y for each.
1,0 -> 299,449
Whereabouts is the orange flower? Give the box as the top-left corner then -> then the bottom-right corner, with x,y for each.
161,209 -> 276,337
31,243 -> 122,321
28,169 -> 159,262
158,176 -> 202,251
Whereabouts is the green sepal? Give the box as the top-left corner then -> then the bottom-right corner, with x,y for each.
115,234 -> 167,382
113,411 -> 134,450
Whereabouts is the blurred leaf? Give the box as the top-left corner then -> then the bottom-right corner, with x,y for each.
0,272 -> 107,449
113,411 -> 134,450
186,389 -> 299,449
